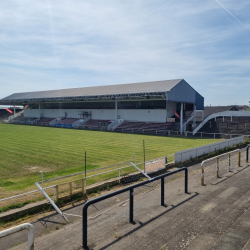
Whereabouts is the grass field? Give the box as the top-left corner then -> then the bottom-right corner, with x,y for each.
0,123 -> 222,195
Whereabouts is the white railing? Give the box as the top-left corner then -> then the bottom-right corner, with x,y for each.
49,118 -> 61,126
201,149 -> 241,186
0,223 -> 34,250
72,118 -> 90,128
108,119 -> 124,131
193,111 -> 250,135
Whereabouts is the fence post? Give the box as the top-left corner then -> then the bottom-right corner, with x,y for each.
130,189 -> 134,223
216,158 -> 219,178
201,132 -> 202,138
55,185 -> 59,201
161,177 -> 164,206
238,152 -> 241,167
201,163 -> 204,186
228,154 -> 231,172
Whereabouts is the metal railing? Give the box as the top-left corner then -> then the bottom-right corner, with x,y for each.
201,149 -> 241,186
82,167 -> 188,249
0,156 -> 173,209
247,145 -> 250,163
0,223 -> 34,250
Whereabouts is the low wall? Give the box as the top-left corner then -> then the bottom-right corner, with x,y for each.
175,136 -> 244,163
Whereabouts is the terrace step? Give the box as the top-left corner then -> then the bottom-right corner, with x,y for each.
6,147 -> 250,250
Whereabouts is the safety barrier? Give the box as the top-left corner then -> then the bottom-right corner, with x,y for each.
201,149 -> 241,185
82,167 -> 188,249
0,223 -> 34,250
247,145 -> 250,163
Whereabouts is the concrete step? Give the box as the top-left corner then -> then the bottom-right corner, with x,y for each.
5,147 -> 250,250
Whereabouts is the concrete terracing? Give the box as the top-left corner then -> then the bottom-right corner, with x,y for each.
1,147 -> 250,250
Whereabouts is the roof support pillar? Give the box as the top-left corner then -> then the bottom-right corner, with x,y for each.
115,99 -> 118,121
180,103 -> 183,134
14,102 -> 16,116
193,104 -> 196,130
39,103 -> 41,119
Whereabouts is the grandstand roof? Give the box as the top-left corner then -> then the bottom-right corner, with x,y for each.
196,105 -> 238,121
0,79 -> 204,109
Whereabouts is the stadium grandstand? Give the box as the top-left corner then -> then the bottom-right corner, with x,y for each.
0,79 -> 204,134
192,105 -> 250,136
0,106 -> 22,122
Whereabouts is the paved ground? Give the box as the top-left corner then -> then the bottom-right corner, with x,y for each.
1,147 -> 250,250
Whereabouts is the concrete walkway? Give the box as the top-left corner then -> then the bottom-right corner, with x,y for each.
1,147 -> 250,250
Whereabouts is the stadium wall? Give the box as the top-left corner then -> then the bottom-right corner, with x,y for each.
24,109 -> 170,122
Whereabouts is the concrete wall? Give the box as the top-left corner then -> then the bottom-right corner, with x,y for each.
24,109 -> 167,122
175,136 -> 244,163
117,109 -> 166,122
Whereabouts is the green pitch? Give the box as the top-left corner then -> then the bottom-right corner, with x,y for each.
0,123 -> 221,193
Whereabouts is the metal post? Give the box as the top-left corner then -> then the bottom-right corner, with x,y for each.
53,186 -> 56,202
55,185 -> 59,201
201,163 -> 204,186
185,168 -> 188,193
82,206 -> 88,249
216,158 -> 219,178
161,177 -> 164,206
201,132 -> 202,138
130,189 -> 134,223
247,146 -> 250,163
85,151 -> 87,178
35,182 -> 68,223
180,103 -> 183,134
238,152 -> 241,167
228,154 -> 231,172
115,99 -> 118,121
82,178 -> 86,195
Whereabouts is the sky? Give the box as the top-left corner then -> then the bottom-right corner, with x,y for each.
0,0 -> 249,106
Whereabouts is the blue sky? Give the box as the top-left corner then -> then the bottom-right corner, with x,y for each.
0,0 -> 249,106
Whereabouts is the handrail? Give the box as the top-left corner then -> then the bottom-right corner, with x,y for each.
0,223 -> 34,250
247,145 -> 250,163
201,149 -> 240,185
82,167 -> 188,249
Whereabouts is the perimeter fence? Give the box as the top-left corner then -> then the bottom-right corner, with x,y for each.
0,155 -> 174,210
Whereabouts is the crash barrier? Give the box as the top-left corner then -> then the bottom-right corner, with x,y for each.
175,136 -> 244,163
0,223 -> 34,250
82,167 -> 188,249
201,149 -> 241,186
